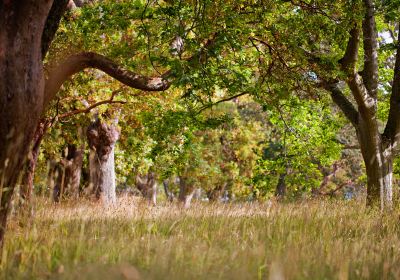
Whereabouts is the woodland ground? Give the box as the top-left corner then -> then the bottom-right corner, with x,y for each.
1,197 -> 400,279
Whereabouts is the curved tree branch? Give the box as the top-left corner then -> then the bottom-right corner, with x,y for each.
44,52 -> 172,109
58,90 -> 126,119
42,0 -> 70,59
383,26 -> 400,146
323,82 -> 359,128
43,34 -> 219,109
339,26 -> 360,73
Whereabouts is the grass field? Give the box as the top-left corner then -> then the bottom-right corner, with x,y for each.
1,197 -> 400,279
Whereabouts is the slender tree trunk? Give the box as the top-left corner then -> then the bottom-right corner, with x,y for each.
163,179 -> 174,202
178,177 -> 195,208
275,172 -> 287,199
87,118 -> 119,205
20,121 -> 48,202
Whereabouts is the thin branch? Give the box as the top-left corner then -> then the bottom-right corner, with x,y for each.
196,92 -> 249,114
58,100 -> 126,119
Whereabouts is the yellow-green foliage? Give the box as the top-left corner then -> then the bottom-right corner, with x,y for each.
2,198 -> 400,279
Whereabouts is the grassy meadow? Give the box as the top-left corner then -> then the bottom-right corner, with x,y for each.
2,197 -> 400,279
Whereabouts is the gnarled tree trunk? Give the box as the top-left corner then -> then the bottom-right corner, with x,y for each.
87,118 -> 119,205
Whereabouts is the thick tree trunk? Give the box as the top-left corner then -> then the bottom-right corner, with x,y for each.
357,119 -> 393,209
361,146 -> 393,209
178,177 -> 195,208
0,2 -> 52,248
87,118 -> 119,205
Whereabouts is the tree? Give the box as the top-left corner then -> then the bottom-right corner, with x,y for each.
248,0 -> 399,208
305,0 -> 400,208
0,0 -> 183,248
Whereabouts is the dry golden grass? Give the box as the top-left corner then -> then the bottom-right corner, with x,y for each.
2,197 -> 400,279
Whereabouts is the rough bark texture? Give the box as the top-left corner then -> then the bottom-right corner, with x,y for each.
87,118 -> 119,205
136,173 -> 157,206
0,1 -> 52,248
178,177 -> 195,208
320,1 -> 398,209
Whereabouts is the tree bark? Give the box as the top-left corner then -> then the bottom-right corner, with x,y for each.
162,179 -> 175,202
178,177 -> 195,208
20,121 -> 47,202
275,172 -> 287,199
357,118 -> 393,208
52,144 -> 84,202
87,118 -> 119,205
0,1 -> 52,248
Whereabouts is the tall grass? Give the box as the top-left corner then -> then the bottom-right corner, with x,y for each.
2,197 -> 400,279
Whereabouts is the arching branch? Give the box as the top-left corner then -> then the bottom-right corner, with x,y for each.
44,52 -> 172,109
43,34 -> 219,109
321,81 -> 359,128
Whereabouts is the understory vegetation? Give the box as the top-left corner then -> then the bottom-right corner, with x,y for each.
3,198 -> 400,279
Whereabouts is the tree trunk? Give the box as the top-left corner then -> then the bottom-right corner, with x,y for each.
207,184 -> 226,202
163,179 -> 175,202
87,118 -> 119,205
357,119 -> 393,209
52,144 -> 84,202
20,121 -> 49,202
275,172 -> 287,199
178,177 -> 195,208
0,2 -> 52,248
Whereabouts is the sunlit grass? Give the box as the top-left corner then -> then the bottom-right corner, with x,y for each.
2,197 -> 400,279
